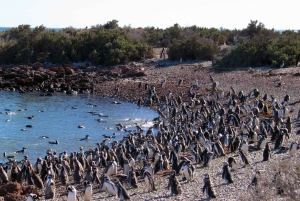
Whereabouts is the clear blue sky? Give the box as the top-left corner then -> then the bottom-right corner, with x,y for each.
0,0 -> 298,30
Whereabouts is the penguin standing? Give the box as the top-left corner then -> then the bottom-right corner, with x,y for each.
83,180 -> 92,201
128,167 -> 138,188
222,162 -> 233,184
30,170 -> 44,189
263,143 -> 271,161
227,157 -> 237,171
167,170 -> 182,196
238,150 -> 250,167
73,162 -> 83,184
115,180 -> 131,200
0,165 -> 9,184
45,174 -> 55,199
67,185 -> 77,201
289,141 -> 299,157
202,174 -> 217,199
60,165 -> 69,185
143,170 -> 157,192
257,136 -> 267,150
179,161 -> 195,182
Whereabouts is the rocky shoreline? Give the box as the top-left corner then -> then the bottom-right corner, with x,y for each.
1,59 -> 300,201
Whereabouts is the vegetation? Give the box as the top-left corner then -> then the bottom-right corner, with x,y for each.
0,20 -> 299,67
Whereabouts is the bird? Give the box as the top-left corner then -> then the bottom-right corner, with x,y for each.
143,170 -> 157,192
167,170 -> 182,196
83,180 -> 92,201
202,174 -> 217,199
227,157 -> 237,171
161,79 -> 166,89
263,143 -> 271,161
115,180 -> 131,200
279,61 -> 284,68
67,185 -> 78,201
26,194 -> 39,201
222,162 -> 233,184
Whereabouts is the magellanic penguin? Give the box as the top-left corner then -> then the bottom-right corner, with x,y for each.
30,167 -> 44,189
179,161 -> 195,182
26,194 -> 39,201
222,162 -> 233,184
105,158 -> 117,177
67,185 -> 78,201
143,170 -> 157,192
60,165 -> 69,185
115,180 -> 131,200
250,170 -> 261,188
263,143 -> 271,161
167,170 -> 182,196
202,174 -> 217,199
0,165 -> 9,184
227,157 -> 237,171
257,136 -> 267,150
289,141 -> 299,157
128,166 -> 138,188
83,180 -> 92,201
238,149 -> 250,167
45,174 -> 55,199
100,174 -> 118,196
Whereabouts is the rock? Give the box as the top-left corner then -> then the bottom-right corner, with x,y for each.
65,67 -> 75,75
122,67 -> 130,74
32,62 -> 43,70
3,72 -> 17,79
4,193 -> 25,201
57,72 -> 65,78
0,182 -> 23,196
49,67 -> 59,73
34,73 -> 44,82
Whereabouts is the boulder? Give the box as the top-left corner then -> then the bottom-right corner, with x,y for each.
0,182 -> 23,196
49,67 -> 59,73
32,62 -> 43,70
4,193 -> 25,201
65,67 -> 75,75
34,73 -> 44,82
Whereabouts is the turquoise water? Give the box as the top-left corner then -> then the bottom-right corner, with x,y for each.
0,91 -> 158,163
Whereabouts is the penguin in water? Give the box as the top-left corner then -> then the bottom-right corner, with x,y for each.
83,180 -> 92,201
202,174 -> 217,199
143,170 -> 157,192
222,162 -> 233,184
227,157 -> 237,172
263,143 -> 271,161
26,194 -> 39,201
67,185 -> 78,201
238,149 -> 250,167
115,180 -> 131,200
167,170 -> 182,196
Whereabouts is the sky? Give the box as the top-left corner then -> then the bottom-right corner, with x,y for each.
0,0 -> 299,30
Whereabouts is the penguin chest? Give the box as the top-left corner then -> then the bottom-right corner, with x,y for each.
105,182 -> 117,195
84,185 -> 92,201
144,176 -> 151,190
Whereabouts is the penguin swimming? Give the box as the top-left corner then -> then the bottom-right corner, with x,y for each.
143,170 -> 157,192
167,170 -> 182,196
202,174 -> 217,199
80,135 -> 90,141
15,147 -> 26,153
222,162 -> 233,184
49,140 -> 59,145
83,180 -> 92,201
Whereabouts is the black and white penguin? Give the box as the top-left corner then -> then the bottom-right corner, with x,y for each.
83,180 -> 92,201
167,170 -> 182,196
179,161 -> 195,182
289,141 -> 299,157
238,149 -> 250,167
143,170 -> 157,192
250,170 -> 261,187
99,174 -> 117,196
105,158 -> 117,176
263,143 -> 271,161
0,165 -> 9,184
26,194 -> 39,201
257,136 -> 267,150
73,162 -> 83,184
203,149 -> 214,167
115,180 -> 131,200
67,185 -> 77,201
45,174 -> 55,199
30,168 -> 44,189
60,165 -> 69,185
202,174 -> 217,199
128,167 -> 138,188
240,140 -> 249,155
274,132 -> 285,150
227,157 -> 237,171
222,162 -> 233,184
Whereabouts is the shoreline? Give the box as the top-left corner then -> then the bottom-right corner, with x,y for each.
1,60 -> 300,200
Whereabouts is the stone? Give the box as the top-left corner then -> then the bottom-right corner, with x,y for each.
32,62 -> 43,70
34,73 -> 44,82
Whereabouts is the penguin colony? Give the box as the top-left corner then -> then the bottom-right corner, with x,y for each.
0,79 -> 299,200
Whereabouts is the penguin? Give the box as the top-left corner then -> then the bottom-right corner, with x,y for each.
73,162 -> 83,184
60,165 -> 69,185
67,185 -> 77,201
238,149 -> 250,167
289,141 -> 299,157
45,174 -> 55,199
11,162 -> 20,182
6,163 -> 12,181
179,161 -> 195,182
257,136 -> 267,150
240,140 -> 249,155
34,157 -> 43,174
143,170 -> 157,192
202,174 -> 217,199
274,132 -> 285,150
26,194 -> 39,201
203,149 -> 214,167
227,157 -> 237,171
250,170 -> 261,187
263,143 -> 271,161
99,174 -> 117,196
222,162 -> 233,184
167,170 -> 182,196
0,165 -> 9,184
105,159 -> 117,176
83,180 -> 92,201
128,167 -> 138,188
115,180 -> 131,200
30,169 -> 44,189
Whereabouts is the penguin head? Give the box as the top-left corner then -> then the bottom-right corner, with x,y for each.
84,180 -> 90,187
27,193 -> 39,200
67,185 -> 75,192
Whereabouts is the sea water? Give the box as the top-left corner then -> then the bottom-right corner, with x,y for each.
0,91 -> 158,163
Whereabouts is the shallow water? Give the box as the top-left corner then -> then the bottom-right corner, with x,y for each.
0,91 -> 158,163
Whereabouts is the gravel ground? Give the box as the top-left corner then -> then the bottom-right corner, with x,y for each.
16,60 -> 300,200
